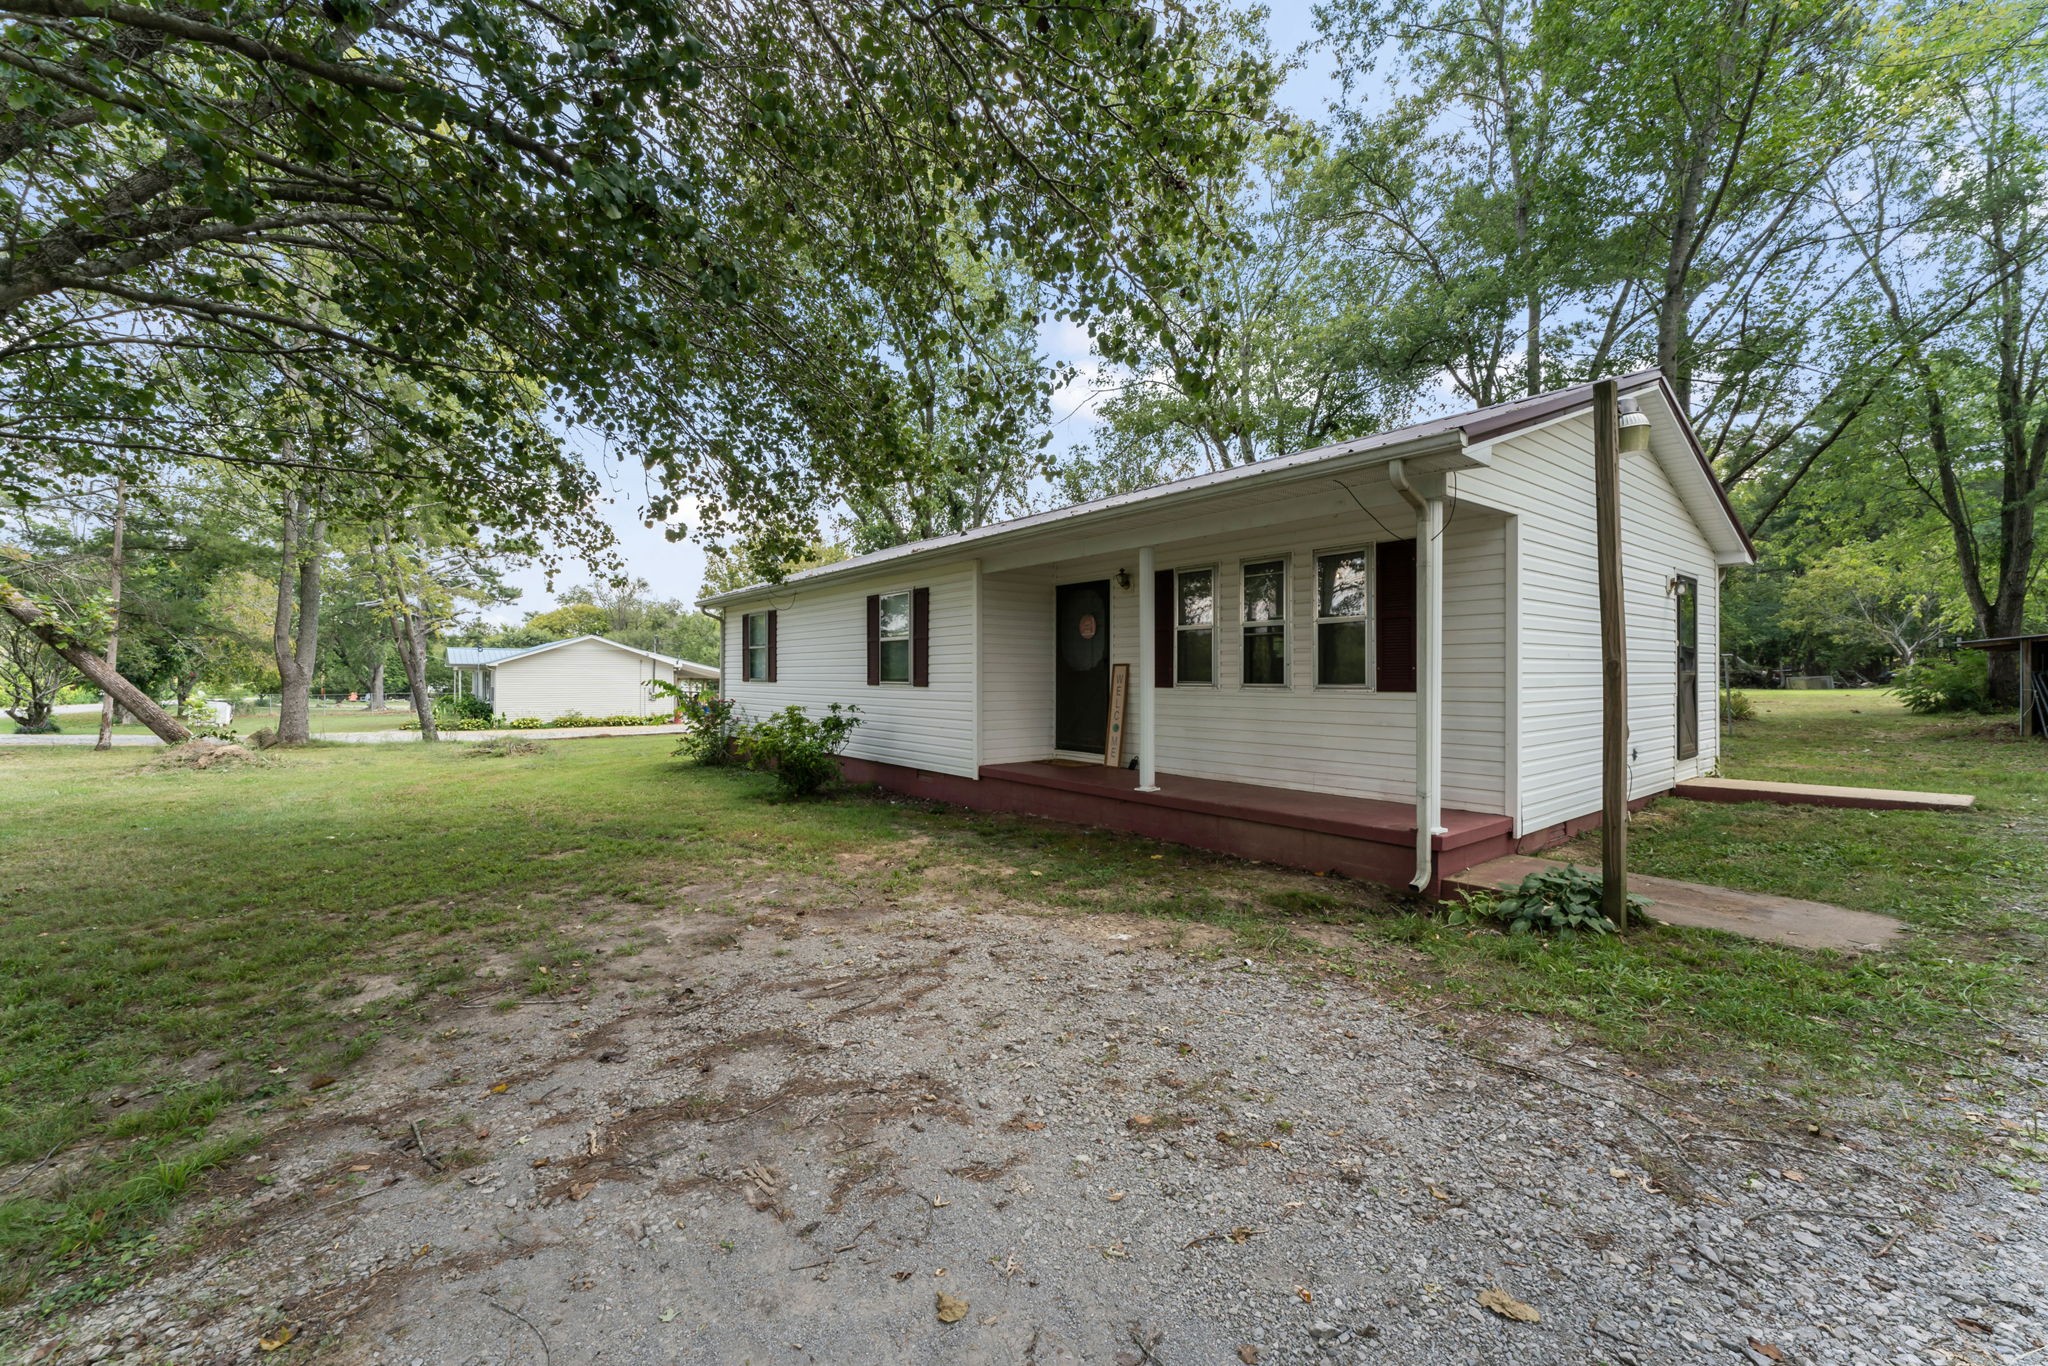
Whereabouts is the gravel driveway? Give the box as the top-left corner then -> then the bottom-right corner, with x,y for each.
18,894 -> 2043,1366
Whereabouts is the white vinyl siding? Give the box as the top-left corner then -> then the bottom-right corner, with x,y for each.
1459,413 -> 1722,832
722,562 -> 980,777
978,509 -> 1511,813
490,638 -> 671,721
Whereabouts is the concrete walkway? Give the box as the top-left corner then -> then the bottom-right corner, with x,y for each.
1448,854 -> 1903,952
1674,776 -> 1975,812
0,723 -> 689,748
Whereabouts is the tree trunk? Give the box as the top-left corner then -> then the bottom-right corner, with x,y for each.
368,658 -> 385,710
372,523 -> 438,741
0,585 -> 190,742
96,477 -> 126,750
272,481 -> 326,745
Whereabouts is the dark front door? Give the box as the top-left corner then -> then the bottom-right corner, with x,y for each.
1055,579 -> 1112,753
1675,575 -> 1700,761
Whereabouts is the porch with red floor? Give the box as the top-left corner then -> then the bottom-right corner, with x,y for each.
841,756 -> 1515,896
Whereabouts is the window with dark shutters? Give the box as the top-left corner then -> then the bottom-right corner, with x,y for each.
1375,540 -> 1416,692
765,610 -> 778,682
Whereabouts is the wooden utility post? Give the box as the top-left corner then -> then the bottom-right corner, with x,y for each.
95,477 -> 126,751
1594,380 -> 1630,929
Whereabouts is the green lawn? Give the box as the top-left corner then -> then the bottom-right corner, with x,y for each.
0,692 -> 2041,1306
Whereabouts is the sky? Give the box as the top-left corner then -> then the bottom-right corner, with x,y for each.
491,6 -> 1349,624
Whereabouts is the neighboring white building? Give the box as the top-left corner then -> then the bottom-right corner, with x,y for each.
447,636 -> 718,721
701,373 -> 1753,895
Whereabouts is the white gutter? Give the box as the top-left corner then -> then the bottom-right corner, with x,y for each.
1388,458 -> 1446,892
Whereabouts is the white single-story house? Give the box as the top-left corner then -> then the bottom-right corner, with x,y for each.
701,372 -> 1753,895
446,635 -> 718,721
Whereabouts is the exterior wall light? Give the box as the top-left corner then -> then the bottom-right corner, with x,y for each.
1618,396 -> 1653,455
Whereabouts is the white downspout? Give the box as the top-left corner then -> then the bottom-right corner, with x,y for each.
1389,459 -> 1446,892
1135,544 -> 1159,791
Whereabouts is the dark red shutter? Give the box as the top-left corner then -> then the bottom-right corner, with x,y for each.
911,586 -> 931,687
1376,540 -> 1417,693
865,594 -> 881,686
765,610 -> 778,682
1153,569 -> 1175,687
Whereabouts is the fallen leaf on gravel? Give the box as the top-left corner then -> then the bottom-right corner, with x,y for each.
1746,1339 -> 1785,1362
1607,1165 -> 1629,1180
1238,1347 -> 1260,1365
1294,1286 -> 1313,1304
935,1293 -> 969,1324
257,1328 -> 295,1352
658,1309 -> 677,1323
1232,1226 -> 1261,1243
1102,1241 -> 1129,1259
1478,1288 -> 1540,1323
347,1164 -> 371,1172
1126,1114 -> 1155,1130
1781,1168 -> 1806,1182
488,1082 -> 509,1094
307,1075 -> 336,1091
931,1197 -> 950,1208
892,1271 -> 913,1282
568,1180 -> 596,1201
1021,1120 -> 1046,1131
1105,1190 -> 1126,1203
531,1157 -> 551,1169
1953,1317 -> 1993,1336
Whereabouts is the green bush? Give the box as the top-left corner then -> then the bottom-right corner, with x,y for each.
1450,865 -> 1648,936
741,703 -> 861,798
1723,689 -> 1755,722
672,695 -> 745,766
11,718 -> 60,735
1889,653 -> 1993,715
440,693 -> 493,722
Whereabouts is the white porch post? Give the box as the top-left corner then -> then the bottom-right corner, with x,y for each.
1390,459 -> 1446,891
1136,544 -> 1159,791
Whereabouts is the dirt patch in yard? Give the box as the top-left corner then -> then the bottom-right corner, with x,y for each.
11,898 -> 2046,1366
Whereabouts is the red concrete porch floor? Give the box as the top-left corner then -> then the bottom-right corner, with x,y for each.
972,761 -> 1515,892
1448,855 -> 1903,953
1673,776 -> 1975,812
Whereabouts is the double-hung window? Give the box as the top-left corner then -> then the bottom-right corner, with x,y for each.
877,590 -> 912,683
742,612 -> 771,682
1241,558 -> 1288,686
1174,568 -> 1215,684
1315,549 -> 1370,687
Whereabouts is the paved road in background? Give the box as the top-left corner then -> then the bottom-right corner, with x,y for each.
0,723 -> 690,747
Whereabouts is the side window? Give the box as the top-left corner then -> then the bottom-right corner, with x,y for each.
1241,558 -> 1288,686
1175,568 -> 1215,684
743,612 -> 770,682
878,590 -> 911,683
1315,549 -> 1370,687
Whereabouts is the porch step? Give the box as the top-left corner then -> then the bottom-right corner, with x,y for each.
1447,856 -> 1903,953
980,761 -> 1512,850
1673,777 -> 1974,812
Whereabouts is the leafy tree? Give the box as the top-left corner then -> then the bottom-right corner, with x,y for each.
0,0 -> 1278,558
525,603 -> 615,639
1079,129 -> 1422,494
1780,540 -> 1965,670
699,537 -> 850,599
1829,1 -> 2048,698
